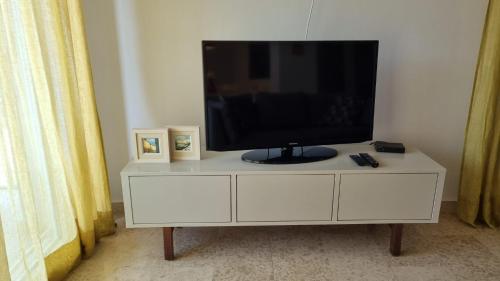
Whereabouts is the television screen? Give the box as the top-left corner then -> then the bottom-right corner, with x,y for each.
202,41 -> 378,151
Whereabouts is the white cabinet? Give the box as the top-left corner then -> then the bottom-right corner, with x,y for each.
121,144 -> 447,259
129,176 -> 230,224
337,173 -> 438,221
121,144 -> 446,227
236,174 -> 335,222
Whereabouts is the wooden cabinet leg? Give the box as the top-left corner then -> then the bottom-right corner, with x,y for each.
163,227 -> 174,260
389,224 -> 403,256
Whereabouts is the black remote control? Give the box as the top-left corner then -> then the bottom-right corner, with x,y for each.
350,155 -> 368,166
359,153 -> 379,168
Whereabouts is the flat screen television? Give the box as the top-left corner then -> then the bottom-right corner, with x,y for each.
202,40 -> 378,164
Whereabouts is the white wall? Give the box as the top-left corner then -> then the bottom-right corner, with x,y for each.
82,0 -> 488,202
82,0 -> 128,202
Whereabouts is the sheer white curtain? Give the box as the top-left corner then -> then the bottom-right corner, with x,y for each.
0,1 -> 77,280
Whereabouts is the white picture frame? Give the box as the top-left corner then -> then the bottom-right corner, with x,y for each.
132,128 -> 170,163
167,126 -> 201,160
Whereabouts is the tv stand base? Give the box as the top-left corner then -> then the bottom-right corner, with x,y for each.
162,224 -> 404,260
389,224 -> 403,256
163,227 -> 174,260
241,146 -> 337,164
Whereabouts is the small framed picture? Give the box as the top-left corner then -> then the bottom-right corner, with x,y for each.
132,129 -> 170,163
167,126 -> 201,160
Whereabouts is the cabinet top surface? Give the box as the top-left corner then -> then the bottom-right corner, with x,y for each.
121,144 -> 446,175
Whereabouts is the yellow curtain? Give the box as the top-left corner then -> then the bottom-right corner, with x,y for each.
0,216 -> 10,281
458,0 -> 500,227
0,0 -> 115,280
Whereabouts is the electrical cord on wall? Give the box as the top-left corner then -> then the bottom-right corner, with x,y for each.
305,0 -> 315,40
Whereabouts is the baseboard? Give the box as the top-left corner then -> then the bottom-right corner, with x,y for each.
112,202 -> 124,215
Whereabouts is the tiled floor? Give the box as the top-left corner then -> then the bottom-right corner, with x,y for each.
66,203 -> 500,281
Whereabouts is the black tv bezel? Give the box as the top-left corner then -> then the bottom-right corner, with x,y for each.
202,40 -> 379,152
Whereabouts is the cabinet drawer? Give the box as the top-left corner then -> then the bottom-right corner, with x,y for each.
237,175 -> 335,222
129,176 -> 230,224
338,174 -> 437,221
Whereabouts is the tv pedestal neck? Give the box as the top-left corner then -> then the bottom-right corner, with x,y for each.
241,145 -> 338,164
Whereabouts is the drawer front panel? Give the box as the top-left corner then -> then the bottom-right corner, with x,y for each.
338,173 -> 438,221
237,175 -> 335,222
129,176 -> 230,224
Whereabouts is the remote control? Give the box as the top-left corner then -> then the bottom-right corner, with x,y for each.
350,154 -> 368,166
359,153 -> 379,168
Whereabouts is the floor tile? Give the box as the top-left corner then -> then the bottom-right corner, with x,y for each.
65,205 -> 500,281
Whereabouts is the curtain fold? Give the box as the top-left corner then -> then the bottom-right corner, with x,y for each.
458,0 -> 500,227
0,0 -> 115,280
0,216 -> 11,281
44,236 -> 81,281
